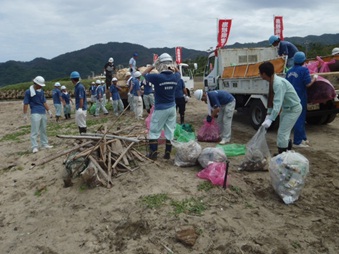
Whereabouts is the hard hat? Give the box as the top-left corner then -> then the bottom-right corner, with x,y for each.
332,47 -> 339,55
95,79 -> 101,85
158,53 -> 173,63
293,52 -> 306,64
101,80 -> 105,84
61,85 -> 66,90
112,77 -> 118,82
91,81 -> 95,85
108,57 -> 114,63
194,89 -> 203,101
134,71 -> 142,78
70,71 -> 80,79
125,72 -> 131,76
33,76 -> 45,87
54,82 -> 61,87
269,35 -> 279,45
133,52 -> 138,57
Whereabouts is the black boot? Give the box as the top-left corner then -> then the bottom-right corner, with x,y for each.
288,139 -> 292,150
146,109 -> 150,114
163,139 -> 172,159
180,114 -> 185,125
79,127 -> 87,134
147,139 -> 158,160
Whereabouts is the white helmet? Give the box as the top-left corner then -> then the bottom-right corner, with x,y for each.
61,85 -> 66,90
33,76 -> 45,87
91,81 -> 95,85
134,71 -> 142,78
109,57 -> 114,63
158,53 -> 173,63
95,79 -> 101,85
112,77 -> 118,82
332,47 -> 339,55
194,89 -> 203,101
54,82 -> 61,87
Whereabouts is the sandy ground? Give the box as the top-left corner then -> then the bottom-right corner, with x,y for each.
1,89 -> 339,254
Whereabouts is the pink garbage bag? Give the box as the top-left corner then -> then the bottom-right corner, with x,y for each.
197,119 -> 220,142
197,162 -> 229,187
145,106 -> 165,144
307,76 -> 337,104
316,56 -> 336,73
305,61 -> 319,74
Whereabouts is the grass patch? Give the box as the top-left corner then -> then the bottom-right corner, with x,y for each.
170,197 -> 207,216
197,181 -> 215,192
141,193 -> 169,209
0,129 -> 29,142
34,187 -> 47,197
229,185 -> 243,194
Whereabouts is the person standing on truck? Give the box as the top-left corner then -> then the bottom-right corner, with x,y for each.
70,71 -> 87,134
269,35 -> 299,69
110,77 -> 124,116
142,53 -> 181,160
286,52 -> 318,148
194,89 -> 236,145
129,52 -> 138,77
259,61 -> 302,154
103,57 -> 116,91
175,78 -> 189,124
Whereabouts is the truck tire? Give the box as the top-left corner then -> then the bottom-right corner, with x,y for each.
323,113 -> 337,124
249,100 -> 267,130
306,115 -> 327,125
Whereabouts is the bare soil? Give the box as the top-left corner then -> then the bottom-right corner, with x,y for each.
1,85 -> 339,253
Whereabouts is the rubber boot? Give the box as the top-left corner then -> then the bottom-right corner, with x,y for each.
146,109 -> 150,114
68,114 -> 71,119
287,139 -> 292,150
163,139 -> 172,159
180,114 -> 185,125
79,127 -> 87,134
56,116 -> 60,122
147,139 -> 158,160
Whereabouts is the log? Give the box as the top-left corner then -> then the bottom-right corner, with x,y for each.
112,142 -> 135,170
30,141 -> 93,169
73,144 -> 100,159
312,71 -> 339,76
88,155 -> 112,188
79,133 -> 140,143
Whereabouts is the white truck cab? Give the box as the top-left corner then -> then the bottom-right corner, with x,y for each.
178,63 -> 197,96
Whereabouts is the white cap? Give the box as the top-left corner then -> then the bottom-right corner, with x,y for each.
61,85 -> 66,90
134,71 -> 142,78
194,89 -> 203,100
112,77 -> 118,82
33,76 -> 45,87
54,82 -> 61,87
109,57 -> 114,63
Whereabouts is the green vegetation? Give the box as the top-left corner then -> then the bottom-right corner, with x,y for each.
170,197 -> 207,216
0,126 -> 30,142
197,181 -> 215,192
141,193 -> 169,209
34,187 -> 47,197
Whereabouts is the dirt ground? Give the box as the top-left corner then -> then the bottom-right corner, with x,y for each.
1,85 -> 339,254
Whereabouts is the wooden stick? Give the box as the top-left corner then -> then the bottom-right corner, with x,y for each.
312,71 -> 339,76
30,141 -> 93,169
108,143 -> 112,177
80,133 -> 140,143
131,148 -> 162,167
73,144 -> 100,159
112,142 -> 135,170
88,155 -> 112,188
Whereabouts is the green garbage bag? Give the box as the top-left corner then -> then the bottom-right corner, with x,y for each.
89,104 -> 96,115
174,124 -> 196,142
216,143 -> 246,157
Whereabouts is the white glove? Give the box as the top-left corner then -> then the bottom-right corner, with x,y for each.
313,74 -> 318,80
138,96 -> 142,102
127,92 -> 131,96
262,119 -> 273,128
23,113 -> 28,122
47,110 -> 53,118
184,95 -> 189,102
77,108 -> 83,113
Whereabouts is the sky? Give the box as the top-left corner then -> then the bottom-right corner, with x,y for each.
0,0 -> 338,63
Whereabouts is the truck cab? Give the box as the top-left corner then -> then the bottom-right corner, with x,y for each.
178,63 -> 196,96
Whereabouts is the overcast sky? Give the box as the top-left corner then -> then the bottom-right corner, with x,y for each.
0,0 -> 338,63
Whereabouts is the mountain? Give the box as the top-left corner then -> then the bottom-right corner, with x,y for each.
1,33 -> 339,87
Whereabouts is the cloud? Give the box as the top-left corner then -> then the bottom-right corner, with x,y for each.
0,0 -> 338,62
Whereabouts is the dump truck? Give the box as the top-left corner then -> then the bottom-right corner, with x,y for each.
203,47 -> 339,129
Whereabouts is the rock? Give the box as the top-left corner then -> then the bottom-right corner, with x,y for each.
175,225 -> 198,247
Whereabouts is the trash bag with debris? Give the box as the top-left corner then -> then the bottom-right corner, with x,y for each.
172,140 -> 202,167
238,126 -> 270,171
269,151 -> 309,204
65,151 -> 89,178
174,123 -> 196,142
307,76 -> 337,104
198,147 -> 227,168
197,119 -> 220,142
197,162 -> 229,187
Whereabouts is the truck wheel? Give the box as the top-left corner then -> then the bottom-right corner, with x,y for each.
249,100 -> 267,130
323,113 -> 337,124
306,115 -> 327,125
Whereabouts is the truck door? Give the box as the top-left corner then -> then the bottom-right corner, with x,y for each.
203,54 -> 218,91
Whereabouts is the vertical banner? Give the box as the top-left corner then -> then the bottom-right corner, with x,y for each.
217,19 -> 232,48
153,53 -> 158,63
274,16 -> 284,40
175,47 -> 182,64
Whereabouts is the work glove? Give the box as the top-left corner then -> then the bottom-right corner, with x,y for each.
313,74 -> 318,80
206,115 -> 212,123
23,113 -> 28,122
138,96 -> 142,102
77,108 -> 83,113
262,119 -> 272,129
47,110 -> 53,118
184,95 -> 189,102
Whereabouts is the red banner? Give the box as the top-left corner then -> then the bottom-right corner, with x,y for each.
175,47 -> 182,64
153,53 -> 158,63
274,16 -> 284,40
217,19 -> 232,48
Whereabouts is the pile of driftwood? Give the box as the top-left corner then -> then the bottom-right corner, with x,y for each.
30,125 -> 155,189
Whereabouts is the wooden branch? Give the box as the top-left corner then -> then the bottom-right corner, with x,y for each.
30,141 -> 93,169
313,71 -> 339,76
88,155 -> 112,188
73,144 -> 100,159
112,142 -> 135,169
79,133 -> 140,143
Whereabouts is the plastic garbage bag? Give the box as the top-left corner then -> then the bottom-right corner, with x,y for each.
269,151 -> 309,204
197,119 -> 220,142
145,106 -> 165,144
172,140 -> 202,167
238,126 -> 271,171
307,76 -> 336,104
197,162 -> 229,187
317,56 -> 336,73
198,147 -> 227,168
174,123 -> 196,142
216,143 -> 246,157
305,60 -> 319,74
